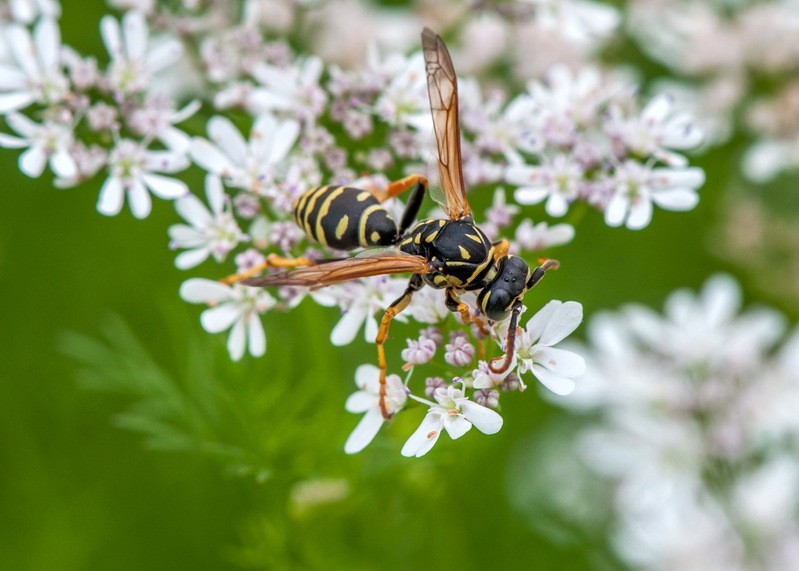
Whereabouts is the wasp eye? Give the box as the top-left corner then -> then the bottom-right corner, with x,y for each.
478,288 -> 512,321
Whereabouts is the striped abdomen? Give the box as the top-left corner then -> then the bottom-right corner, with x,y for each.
292,185 -> 398,250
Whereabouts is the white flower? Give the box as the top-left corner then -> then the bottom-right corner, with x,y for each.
344,364 -> 407,454
311,276 -> 408,346
472,359 -> 514,390
180,278 -> 275,361
507,154 -> 584,217
100,10 -> 182,96
607,93 -> 703,166
190,114 -> 300,196
0,113 -> 77,179
0,18 -> 69,112
127,95 -> 201,154
373,53 -> 428,128
168,174 -> 245,269
97,138 -> 189,218
7,0 -> 61,24
247,56 -> 328,121
516,300 -> 585,395
514,219 -> 575,252
401,384 -> 503,458
605,161 -> 704,230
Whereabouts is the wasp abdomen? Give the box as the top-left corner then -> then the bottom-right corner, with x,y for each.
292,185 -> 398,250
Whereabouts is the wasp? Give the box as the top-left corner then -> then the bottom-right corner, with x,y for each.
232,28 -> 558,418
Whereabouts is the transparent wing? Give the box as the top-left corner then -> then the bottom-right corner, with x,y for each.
422,27 -> 471,220
240,253 -> 432,289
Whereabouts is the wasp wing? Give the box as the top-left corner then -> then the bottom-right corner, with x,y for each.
421,27 -> 471,221
240,253 -> 432,289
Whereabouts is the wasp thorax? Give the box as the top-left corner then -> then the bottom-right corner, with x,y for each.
477,255 -> 532,321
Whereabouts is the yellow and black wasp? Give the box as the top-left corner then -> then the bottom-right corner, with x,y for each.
232,28 -> 558,418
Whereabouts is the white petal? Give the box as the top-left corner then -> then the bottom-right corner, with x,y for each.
330,306 -> 367,346
701,274 -> 741,326
250,113 -> 277,159
208,116 -> 247,166
344,407 -> 384,454
459,400 -> 504,434
247,315 -> 266,357
535,346 -> 586,377
531,363 -> 576,395
363,314 -> 378,343
443,414 -> 472,440
604,192 -> 628,227
6,25 -> 37,79
142,173 -> 188,199
34,18 -> 61,72
145,39 -> 182,74
652,188 -> 698,211
201,303 -> 240,333
227,318 -> 246,361
0,91 -> 35,113
175,194 -> 212,227
267,119 -> 300,164
97,176 -> 124,216
175,248 -> 210,270
50,149 -> 77,179
514,186 -> 549,205
642,93 -> 671,123
6,112 -> 38,137
122,11 -> 148,60
544,193 -> 569,217
128,179 -> 152,219
190,138 -> 233,174
205,174 -> 225,215
652,166 -> 705,190
345,391 -> 377,413
179,278 -> 232,303
354,363 -> 380,392
19,146 -> 46,177
525,300 -> 561,343
0,132 -> 27,148
100,15 -> 123,58
626,198 -> 652,230
159,126 -> 191,154
0,65 -> 29,89
538,300 -> 583,346
401,412 -> 443,458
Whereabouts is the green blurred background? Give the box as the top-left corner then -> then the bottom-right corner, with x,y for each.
2,2 -> 797,570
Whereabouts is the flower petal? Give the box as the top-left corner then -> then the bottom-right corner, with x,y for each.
345,391 -> 376,413
128,179 -> 152,219
179,278 -> 232,303
459,400 -> 504,434
143,173 -> 188,199
531,363 -> 576,395
175,247 -> 210,270
247,315 -> 266,357
443,414 -> 472,440
330,306 -> 366,346
97,175 -> 124,216
227,318 -> 246,361
201,303 -> 240,333
538,300 -> 583,346
535,346 -> 586,378
19,146 -> 46,177
401,411 -> 443,458
344,407 -> 384,454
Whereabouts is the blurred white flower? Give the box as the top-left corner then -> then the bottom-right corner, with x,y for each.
97,139 -> 189,219
7,0 -> 61,23
190,114 -> 300,197
0,112 -> 76,179
100,10 -> 182,96
0,17 -> 68,112
169,174 -> 245,269
247,56 -> 328,121
507,154 -> 584,216
513,218 -> 575,252
515,300 -> 585,395
344,364 -> 407,454
180,278 -> 275,361
604,161 -> 704,230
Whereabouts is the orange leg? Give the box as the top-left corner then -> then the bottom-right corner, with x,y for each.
376,275 -> 422,419
219,254 -> 316,285
492,239 -> 510,261
446,288 -> 491,336
370,174 -> 428,203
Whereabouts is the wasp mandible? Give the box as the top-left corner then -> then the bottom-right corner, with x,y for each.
233,28 -> 559,419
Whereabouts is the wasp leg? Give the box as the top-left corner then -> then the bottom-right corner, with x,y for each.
488,301 -> 522,374
219,255 -> 317,285
370,174 -> 428,203
376,274 -> 423,419
445,288 -> 491,336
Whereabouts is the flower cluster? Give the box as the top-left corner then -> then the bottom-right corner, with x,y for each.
559,275 -> 799,569
0,1 -> 711,455
627,0 -> 799,182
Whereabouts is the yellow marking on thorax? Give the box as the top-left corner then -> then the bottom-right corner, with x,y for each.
414,233 -> 422,244
458,246 -> 471,260
314,186 -> 346,243
334,215 -> 350,240
359,205 -> 383,245
465,233 -> 483,244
